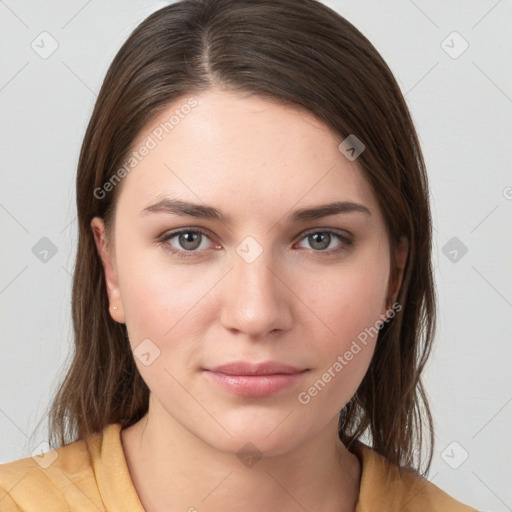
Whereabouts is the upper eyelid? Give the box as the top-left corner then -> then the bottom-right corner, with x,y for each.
296,227 -> 352,238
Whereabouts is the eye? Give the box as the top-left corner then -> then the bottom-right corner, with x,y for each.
158,227 -> 353,259
295,229 -> 353,254
159,228 -> 217,258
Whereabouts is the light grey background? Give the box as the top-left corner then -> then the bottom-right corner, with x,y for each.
1,1 -> 511,510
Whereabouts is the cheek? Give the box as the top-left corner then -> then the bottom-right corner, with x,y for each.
295,248 -> 390,406
118,258 -> 212,343
303,250 -> 390,343
114,232 -> 227,369
115,256 -> 217,399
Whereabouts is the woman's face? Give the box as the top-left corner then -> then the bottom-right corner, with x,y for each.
92,89 -> 406,455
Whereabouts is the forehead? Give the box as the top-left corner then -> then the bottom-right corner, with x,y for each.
117,89 -> 381,223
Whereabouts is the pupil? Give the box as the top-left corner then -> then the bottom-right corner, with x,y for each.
311,233 -> 330,250
180,232 -> 200,250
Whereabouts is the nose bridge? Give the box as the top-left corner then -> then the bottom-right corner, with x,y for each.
235,244 -> 276,297
221,238 -> 291,337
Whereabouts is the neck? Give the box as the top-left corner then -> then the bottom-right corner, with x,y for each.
121,397 -> 361,512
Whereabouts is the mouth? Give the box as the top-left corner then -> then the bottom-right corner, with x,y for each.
202,361 -> 309,398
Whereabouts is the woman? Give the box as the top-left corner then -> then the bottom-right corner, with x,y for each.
0,0 -> 477,510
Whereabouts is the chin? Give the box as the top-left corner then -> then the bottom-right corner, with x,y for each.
193,410 -> 318,458
212,430 -> 303,459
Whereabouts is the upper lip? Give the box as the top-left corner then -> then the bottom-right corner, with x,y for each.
206,361 -> 306,376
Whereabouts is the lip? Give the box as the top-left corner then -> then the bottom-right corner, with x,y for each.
207,361 -> 305,376
203,361 -> 308,398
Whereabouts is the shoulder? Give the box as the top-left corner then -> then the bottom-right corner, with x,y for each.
351,441 -> 478,511
0,425 -> 117,511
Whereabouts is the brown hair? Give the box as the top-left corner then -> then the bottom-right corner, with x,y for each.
47,0 -> 436,475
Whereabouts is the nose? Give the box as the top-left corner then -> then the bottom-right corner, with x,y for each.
219,244 -> 293,339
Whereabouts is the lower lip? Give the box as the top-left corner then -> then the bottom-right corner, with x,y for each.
203,370 -> 307,397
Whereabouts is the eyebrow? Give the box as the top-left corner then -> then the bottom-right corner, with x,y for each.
140,198 -> 371,223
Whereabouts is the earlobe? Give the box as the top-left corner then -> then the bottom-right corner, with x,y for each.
90,217 -> 125,323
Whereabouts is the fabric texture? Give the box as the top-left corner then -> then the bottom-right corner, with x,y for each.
0,423 -> 477,511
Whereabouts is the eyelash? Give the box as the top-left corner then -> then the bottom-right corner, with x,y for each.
157,227 -> 354,260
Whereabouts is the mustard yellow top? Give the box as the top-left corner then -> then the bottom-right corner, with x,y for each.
0,423 -> 477,511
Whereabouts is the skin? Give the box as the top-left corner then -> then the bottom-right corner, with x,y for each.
91,88 -> 408,512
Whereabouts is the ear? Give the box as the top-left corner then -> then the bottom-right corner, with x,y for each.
386,235 -> 408,310
90,217 -> 125,323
